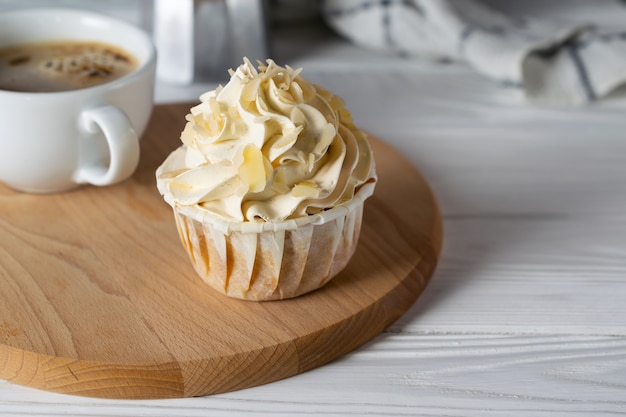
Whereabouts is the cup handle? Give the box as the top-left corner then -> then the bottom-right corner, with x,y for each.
75,106 -> 140,186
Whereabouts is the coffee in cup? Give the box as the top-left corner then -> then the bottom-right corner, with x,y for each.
0,8 -> 156,193
0,40 -> 139,92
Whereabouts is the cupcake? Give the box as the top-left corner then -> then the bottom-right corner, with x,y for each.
156,58 -> 376,301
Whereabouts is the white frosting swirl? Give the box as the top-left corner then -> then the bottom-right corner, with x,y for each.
157,58 -> 375,223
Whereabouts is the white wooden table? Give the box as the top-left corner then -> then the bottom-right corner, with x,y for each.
2,21 -> 626,417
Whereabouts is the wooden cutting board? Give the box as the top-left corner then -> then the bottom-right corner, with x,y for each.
0,103 -> 442,399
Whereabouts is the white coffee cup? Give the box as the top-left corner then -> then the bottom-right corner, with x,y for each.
0,8 -> 156,193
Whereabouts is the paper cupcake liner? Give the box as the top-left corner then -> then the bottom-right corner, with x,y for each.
166,175 -> 375,301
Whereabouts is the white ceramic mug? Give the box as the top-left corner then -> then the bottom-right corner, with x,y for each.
0,8 -> 156,193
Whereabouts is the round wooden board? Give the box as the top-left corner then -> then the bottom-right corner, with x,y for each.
0,103 -> 442,399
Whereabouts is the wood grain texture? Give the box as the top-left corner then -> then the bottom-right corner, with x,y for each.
0,103 -> 442,399
2,334 -> 625,417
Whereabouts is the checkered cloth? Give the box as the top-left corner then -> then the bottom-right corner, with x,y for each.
322,0 -> 626,106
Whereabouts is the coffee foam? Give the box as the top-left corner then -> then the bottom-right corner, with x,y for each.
0,41 -> 138,92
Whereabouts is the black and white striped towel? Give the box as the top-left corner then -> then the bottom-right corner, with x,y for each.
322,0 -> 626,106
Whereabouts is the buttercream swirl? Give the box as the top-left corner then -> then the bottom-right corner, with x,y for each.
157,58 -> 375,223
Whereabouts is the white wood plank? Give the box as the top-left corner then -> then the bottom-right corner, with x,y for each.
392,126 -> 626,218
1,334 -> 624,416
393,216 -> 626,335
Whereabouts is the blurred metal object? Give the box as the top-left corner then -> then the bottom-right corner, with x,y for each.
225,0 -> 269,65
154,0 -> 269,84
